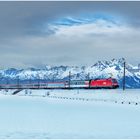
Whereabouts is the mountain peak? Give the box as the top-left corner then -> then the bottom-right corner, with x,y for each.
0,58 -> 139,88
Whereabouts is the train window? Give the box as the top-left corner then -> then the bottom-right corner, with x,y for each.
70,80 -> 85,85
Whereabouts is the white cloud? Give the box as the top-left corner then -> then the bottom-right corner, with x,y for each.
45,18 -> 140,65
1,17 -> 140,68
49,18 -> 138,37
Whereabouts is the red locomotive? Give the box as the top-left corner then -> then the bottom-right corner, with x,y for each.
89,78 -> 119,89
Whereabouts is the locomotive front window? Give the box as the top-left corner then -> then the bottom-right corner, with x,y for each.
112,79 -> 117,83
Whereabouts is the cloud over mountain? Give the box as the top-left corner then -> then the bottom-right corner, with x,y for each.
0,2 -> 140,68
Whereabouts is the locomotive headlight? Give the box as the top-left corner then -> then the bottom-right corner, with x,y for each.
103,82 -> 106,85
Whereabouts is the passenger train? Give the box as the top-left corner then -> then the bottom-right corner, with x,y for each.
0,78 -> 119,89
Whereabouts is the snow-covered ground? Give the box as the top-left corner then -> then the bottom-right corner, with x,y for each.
0,89 -> 140,138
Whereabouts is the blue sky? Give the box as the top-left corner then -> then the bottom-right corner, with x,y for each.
0,1 -> 140,68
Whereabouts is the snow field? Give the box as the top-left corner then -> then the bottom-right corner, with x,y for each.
0,89 -> 140,138
3,89 -> 139,105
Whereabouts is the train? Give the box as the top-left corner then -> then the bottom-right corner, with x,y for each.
0,78 -> 119,89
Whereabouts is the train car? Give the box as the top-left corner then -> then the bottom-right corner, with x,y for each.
70,80 -> 89,88
47,82 -> 67,89
89,78 -> 119,89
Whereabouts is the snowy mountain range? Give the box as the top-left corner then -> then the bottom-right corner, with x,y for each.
0,58 -> 140,88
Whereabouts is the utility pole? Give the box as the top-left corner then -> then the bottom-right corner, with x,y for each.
53,75 -> 55,82
69,71 -> 71,89
38,75 -> 40,89
123,60 -> 126,90
29,78 -> 31,89
87,73 -> 91,88
17,76 -> 20,89
6,78 -> 9,89
87,73 -> 90,81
